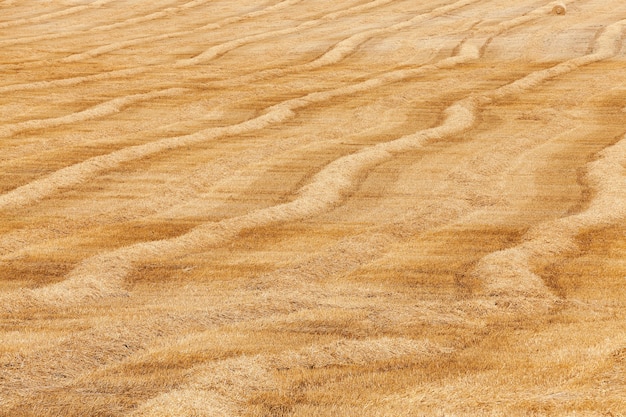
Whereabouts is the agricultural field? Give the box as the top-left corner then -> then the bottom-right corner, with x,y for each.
0,0 -> 625,415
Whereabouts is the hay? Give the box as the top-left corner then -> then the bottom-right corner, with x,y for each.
0,67 -> 146,95
173,0 -> 480,89
304,0 -> 479,69
0,27 -> 480,212
0,0 -> 114,29
474,132 -> 626,301
593,20 -> 626,56
61,0 -> 303,63
3,1 -> 626,413
324,0 -> 394,20
0,92 -> 477,313
131,337 -> 444,416
0,0 -> 559,213
476,1 -> 568,34
3,4 -> 618,313
5,0 -> 212,51
133,390 -> 236,417
0,249 -> 133,313
0,0 -> 298,71
0,102 -> 291,211
0,88 -> 184,138
175,0 -> 395,67
485,18 -> 626,104
551,2 -> 567,15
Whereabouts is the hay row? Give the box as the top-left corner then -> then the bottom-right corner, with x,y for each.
0,0 -> 471,94
0,307 -> 213,406
0,2 -> 577,312
2,1 -> 625,414
475,131 -> 626,300
482,21 -> 626,105
0,0 -> 214,47
0,104 -> 285,212
94,0 -> 215,29
0,0 -> 303,89
479,1 -> 572,34
62,0 -> 473,66
0,231 -> 417,405
297,0 -> 573,74
0,0 -> 482,256
60,0 -> 305,63
0,88 -> 185,138
0,0 -> 543,212
471,19 -> 626,300
0,30 -> 481,211
0,0 -> 114,30
204,0 -> 484,92
130,337 -> 445,416
0,67 -> 147,95
300,0 -> 480,70
174,0 -> 397,67
0,130 -> 303,259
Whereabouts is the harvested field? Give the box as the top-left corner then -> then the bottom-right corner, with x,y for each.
1,0 -> 626,415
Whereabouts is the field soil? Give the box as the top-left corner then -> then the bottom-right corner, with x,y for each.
1,0 -> 625,415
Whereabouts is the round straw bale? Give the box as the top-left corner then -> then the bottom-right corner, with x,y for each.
551,2 -> 566,15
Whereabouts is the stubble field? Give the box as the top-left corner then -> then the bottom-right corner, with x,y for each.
0,0 -> 625,415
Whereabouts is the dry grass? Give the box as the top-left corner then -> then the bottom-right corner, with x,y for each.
1,0 -> 626,415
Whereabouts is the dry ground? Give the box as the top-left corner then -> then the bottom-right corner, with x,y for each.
0,0 -> 625,415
